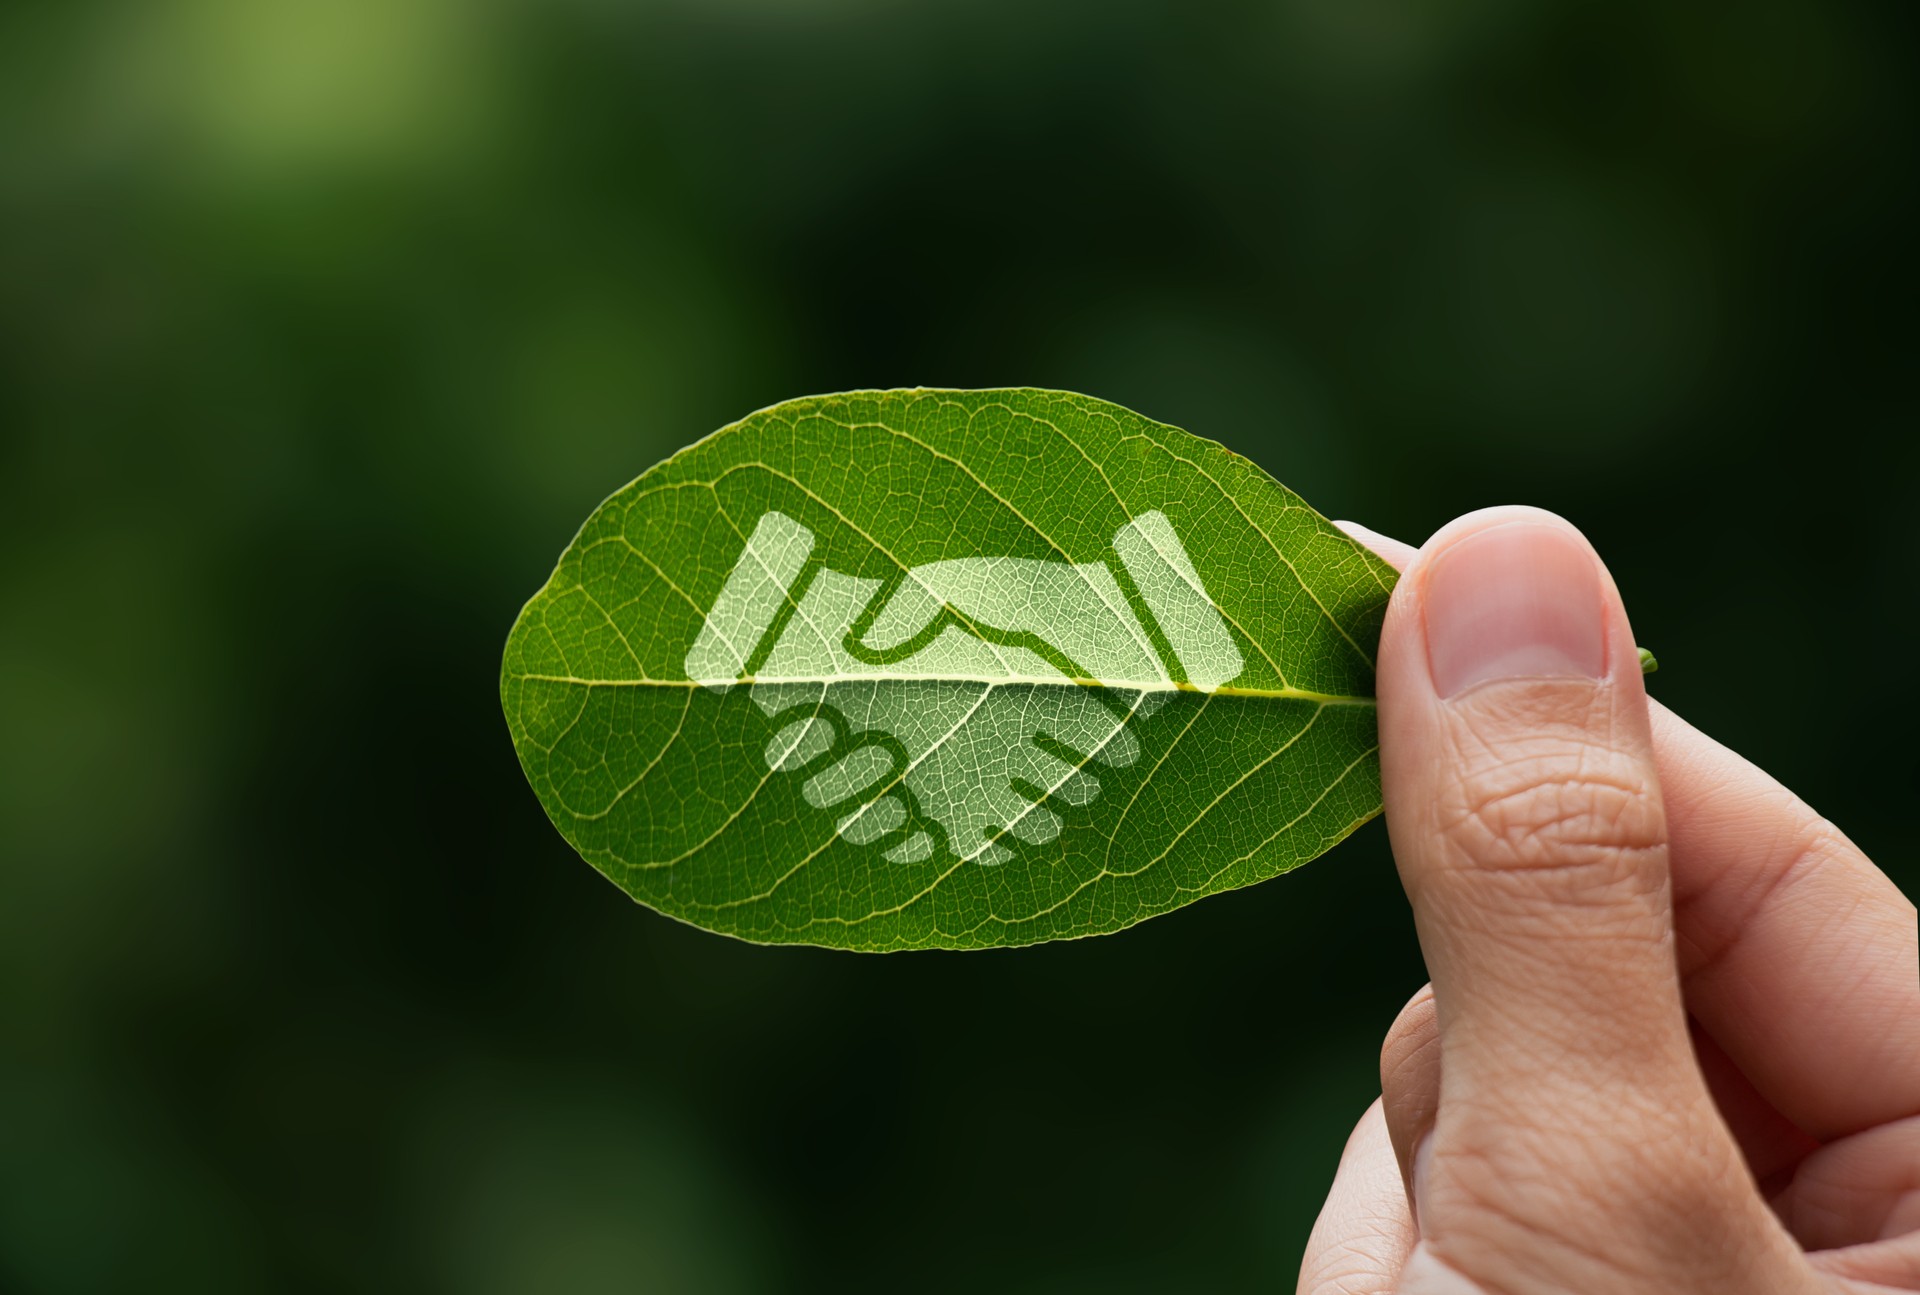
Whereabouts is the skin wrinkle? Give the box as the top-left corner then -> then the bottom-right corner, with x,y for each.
1423,1149 -> 1657,1295
1420,682 -> 1669,886
1397,1037 -> 1743,1245
1781,1123 -> 1920,1249
1430,786 -> 1668,880
1426,1114 -> 1759,1294
1441,985 -> 1682,1089
1809,1243 -> 1920,1289
1436,773 -> 1662,857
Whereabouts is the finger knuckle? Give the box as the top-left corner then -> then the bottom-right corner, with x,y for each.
1434,1103 -> 1756,1285
1434,704 -> 1664,880
1772,815 -> 1864,902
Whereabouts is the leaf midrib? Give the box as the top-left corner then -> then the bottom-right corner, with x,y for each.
508,671 -> 1375,707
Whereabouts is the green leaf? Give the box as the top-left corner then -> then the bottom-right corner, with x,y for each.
500,389 -> 1397,950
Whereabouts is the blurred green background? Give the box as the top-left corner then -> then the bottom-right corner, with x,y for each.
2,1 -> 1915,1290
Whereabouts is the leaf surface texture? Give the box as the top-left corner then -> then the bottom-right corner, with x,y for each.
501,389 -> 1397,950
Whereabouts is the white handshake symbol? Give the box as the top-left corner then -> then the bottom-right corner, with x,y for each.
684,510 -> 1244,865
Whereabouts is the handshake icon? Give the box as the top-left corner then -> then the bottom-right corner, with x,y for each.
685,510 -> 1244,865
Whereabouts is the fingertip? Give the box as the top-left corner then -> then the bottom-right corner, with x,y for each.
1404,507 -> 1601,588
1424,522 -> 1607,697
1382,505 -> 1648,706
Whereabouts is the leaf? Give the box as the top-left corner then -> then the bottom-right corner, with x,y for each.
500,389 -> 1397,951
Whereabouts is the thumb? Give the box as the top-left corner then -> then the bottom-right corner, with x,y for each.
1377,508 -> 1800,1290
1381,507 -> 1678,1077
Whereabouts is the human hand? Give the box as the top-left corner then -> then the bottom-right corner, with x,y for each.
1298,508 -> 1920,1294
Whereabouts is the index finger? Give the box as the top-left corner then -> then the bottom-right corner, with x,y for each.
1653,699 -> 1920,1138
1297,1099 -> 1415,1295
